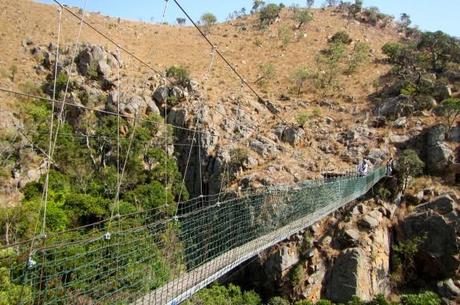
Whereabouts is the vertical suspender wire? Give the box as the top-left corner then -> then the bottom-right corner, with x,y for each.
162,0 -> 169,23
50,0 -> 88,155
40,6 -> 63,239
16,8 -> 63,305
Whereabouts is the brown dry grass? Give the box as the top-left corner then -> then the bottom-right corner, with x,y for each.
0,0 -> 433,188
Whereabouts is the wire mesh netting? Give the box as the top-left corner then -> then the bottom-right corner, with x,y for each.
1,167 -> 386,305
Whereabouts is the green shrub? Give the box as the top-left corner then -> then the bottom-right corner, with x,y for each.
291,66 -> 310,94
316,300 -> 333,305
314,42 -> 346,91
293,10 -> 313,29
329,31 -> 352,45
268,296 -> 290,305
396,149 -> 424,192
259,4 -> 282,27
185,284 -> 262,305
296,112 -> 310,127
256,62 -> 276,86
347,42 -> 370,74
278,25 -> 294,48
435,98 -> 460,132
401,291 -> 441,305
294,300 -> 313,305
289,263 -> 305,287
166,65 -> 190,87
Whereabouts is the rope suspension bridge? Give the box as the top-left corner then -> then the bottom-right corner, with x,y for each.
0,1 -> 389,304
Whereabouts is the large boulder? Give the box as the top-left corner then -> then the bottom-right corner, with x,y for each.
281,127 -> 305,147
398,196 -> 459,279
76,45 -> 117,80
425,125 -> 454,174
378,95 -> 414,118
327,248 -> 372,303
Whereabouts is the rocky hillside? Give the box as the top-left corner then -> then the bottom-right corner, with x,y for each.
0,0 -> 459,304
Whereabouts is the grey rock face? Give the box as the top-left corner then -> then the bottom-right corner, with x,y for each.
437,279 -> 460,300
281,127 -> 305,147
425,125 -> 454,174
327,248 -> 372,303
399,199 -> 459,279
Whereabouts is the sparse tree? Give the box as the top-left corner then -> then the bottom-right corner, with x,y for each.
278,25 -> 293,48
396,149 -> 424,192
176,18 -> 186,25
201,13 -> 217,34
252,0 -> 266,13
291,66 -> 310,94
347,42 -> 370,73
400,13 -> 411,32
306,0 -> 315,9
294,10 -> 313,29
325,0 -> 338,7
255,62 -> 276,85
259,4 -> 282,27
435,98 -> 460,133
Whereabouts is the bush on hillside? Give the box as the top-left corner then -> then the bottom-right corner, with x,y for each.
329,31 -> 352,45
347,42 -> 370,74
166,65 -> 190,87
293,10 -> 313,29
259,4 -> 282,27
291,66 -> 310,95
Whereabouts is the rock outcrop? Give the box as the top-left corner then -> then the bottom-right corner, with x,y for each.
397,195 -> 459,280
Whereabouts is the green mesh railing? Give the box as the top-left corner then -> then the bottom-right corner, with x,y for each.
1,167 -> 386,305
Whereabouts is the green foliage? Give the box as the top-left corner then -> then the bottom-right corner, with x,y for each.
185,284 -> 262,305
315,42 -> 346,91
417,31 -> 460,72
296,112 -> 311,127
392,235 -> 426,286
166,65 -> 191,87
294,300 -> 313,305
252,0 -> 266,13
289,263 -> 305,287
268,296 -> 291,305
293,10 -> 313,29
259,4 -> 282,27
347,296 -> 365,305
291,66 -> 310,94
315,300 -> 333,305
53,72 -> 72,98
201,12 -> 217,34
395,149 -> 424,192
347,42 -> 370,74
329,31 -> 352,45
400,291 -> 440,305
278,24 -> 294,48
0,249 -> 33,305
435,98 -> 460,132
256,62 -> 276,86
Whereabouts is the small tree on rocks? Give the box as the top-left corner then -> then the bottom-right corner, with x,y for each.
435,98 -> 460,133
396,149 -> 424,192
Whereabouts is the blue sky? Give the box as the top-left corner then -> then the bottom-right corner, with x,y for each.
38,0 -> 460,37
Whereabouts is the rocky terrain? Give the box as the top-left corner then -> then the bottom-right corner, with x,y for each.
0,0 -> 459,304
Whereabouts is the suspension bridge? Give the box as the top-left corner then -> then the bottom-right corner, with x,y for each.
0,0 -> 390,304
